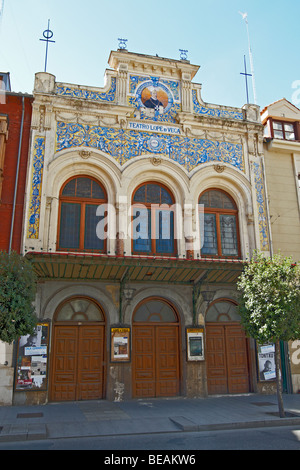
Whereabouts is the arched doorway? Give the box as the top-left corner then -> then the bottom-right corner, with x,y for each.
132,298 -> 180,398
205,299 -> 250,395
50,297 -> 106,401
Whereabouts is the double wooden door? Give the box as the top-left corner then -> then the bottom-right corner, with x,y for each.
50,324 -> 105,401
133,325 -> 180,398
206,323 -> 249,395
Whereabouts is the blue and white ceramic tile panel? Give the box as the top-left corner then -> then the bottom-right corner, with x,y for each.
56,77 -> 117,102
27,136 -> 45,239
55,74 -> 244,172
192,90 -> 244,121
56,121 -> 244,172
253,161 -> 270,251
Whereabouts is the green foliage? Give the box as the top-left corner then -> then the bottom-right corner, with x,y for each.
237,251 -> 300,344
0,251 -> 37,344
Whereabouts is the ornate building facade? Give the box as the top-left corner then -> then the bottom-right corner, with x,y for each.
13,49 -> 272,404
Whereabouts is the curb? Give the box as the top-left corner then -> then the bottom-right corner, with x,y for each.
0,423 -> 47,442
1,416 -> 300,443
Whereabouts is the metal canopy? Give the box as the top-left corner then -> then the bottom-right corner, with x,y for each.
25,252 -> 244,285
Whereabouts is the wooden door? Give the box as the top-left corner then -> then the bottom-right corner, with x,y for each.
206,323 -> 249,395
50,324 -> 105,401
206,324 -> 228,394
156,326 -> 179,397
225,324 -> 249,394
77,325 -> 105,400
133,325 -> 179,398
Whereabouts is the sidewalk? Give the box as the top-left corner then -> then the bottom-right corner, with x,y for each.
0,393 -> 300,442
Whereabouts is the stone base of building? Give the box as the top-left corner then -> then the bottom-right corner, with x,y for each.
0,367 -> 14,406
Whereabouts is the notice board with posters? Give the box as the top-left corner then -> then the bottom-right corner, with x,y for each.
186,328 -> 204,361
15,323 -> 49,391
110,328 -> 130,362
257,343 -> 276,381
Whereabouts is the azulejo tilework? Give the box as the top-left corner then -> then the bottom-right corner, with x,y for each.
56,121 -> 244,172
253,161 -> 270,251
27,136 -> 45,239
128,75 -> 181,124
56,77 -> 116,102
192,90 -> 244,121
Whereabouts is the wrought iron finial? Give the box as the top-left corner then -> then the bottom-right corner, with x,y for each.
179,49 -> 188,61
118,38 -> 128,50
40,19 -> 55,72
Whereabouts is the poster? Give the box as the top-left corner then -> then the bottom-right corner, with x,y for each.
187,328 -> 204,361
257,343 -> 276,381
111,328 -> 130,362
15,323 -> 49,391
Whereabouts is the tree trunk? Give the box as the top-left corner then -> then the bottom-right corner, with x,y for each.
275,340 -> 285,418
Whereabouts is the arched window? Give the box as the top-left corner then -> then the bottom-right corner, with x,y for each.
55,297 -> 105,322
199,189 -> 240,258
132,182 -> 176,255
206,300 -> 241,322
58,176 -> 107,252
133,298 -> 178,323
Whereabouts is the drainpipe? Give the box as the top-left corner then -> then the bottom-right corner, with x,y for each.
9,95 -> 25,253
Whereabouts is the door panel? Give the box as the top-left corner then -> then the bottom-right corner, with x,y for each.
51,326 -> 78,401
51,324 -> 105,401
133,326 -> 156,398
225,324 -> 249,394
206,325 -> 228,394
133,325 -> 179,398
77,326 -> 105,400
156,326 -> 179,397
206,323 -> 249,395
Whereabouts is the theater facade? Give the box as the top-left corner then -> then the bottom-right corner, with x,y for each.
16,49 -> 271,404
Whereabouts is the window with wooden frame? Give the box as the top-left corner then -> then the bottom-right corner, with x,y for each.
132,182 -> 176,256
272,121 -> 296,141
58,176 -> 107,252
199,189 -> 240,258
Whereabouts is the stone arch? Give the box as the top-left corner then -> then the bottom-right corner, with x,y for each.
41,284 -> 118,326
123,285 -> 191,326
45,149 -> 121,253
122,158 -> 190,256
190,166 -> 253,258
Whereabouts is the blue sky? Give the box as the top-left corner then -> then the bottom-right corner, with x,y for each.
0,0 -> 299,109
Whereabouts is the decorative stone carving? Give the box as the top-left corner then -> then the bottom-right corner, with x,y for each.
79,150 -> 91,159
214,164 -> 225,173
150,156 -> 162,166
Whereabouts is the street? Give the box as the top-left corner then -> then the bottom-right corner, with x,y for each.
0,425 -> 300,451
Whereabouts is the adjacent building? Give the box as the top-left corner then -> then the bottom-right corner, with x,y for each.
261,98 -> 300,393
0,73 -> 33,404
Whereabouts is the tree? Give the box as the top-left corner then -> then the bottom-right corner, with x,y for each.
0,251 -> 37,344
237,251 -> 300,418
